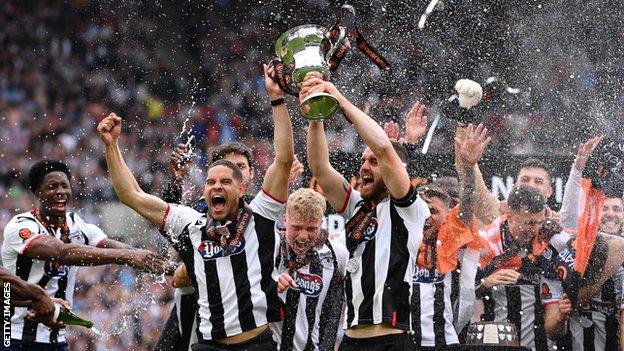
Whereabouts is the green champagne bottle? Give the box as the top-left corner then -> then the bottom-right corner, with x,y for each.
53,304 -> 93,328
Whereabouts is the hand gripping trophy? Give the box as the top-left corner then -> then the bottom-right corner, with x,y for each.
271,4 -> 390,120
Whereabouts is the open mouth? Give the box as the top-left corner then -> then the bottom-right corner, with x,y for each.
361,174 -> 374,187
293,238 -> 310,252
211,195 -> 226,212
52,199 -> 68,211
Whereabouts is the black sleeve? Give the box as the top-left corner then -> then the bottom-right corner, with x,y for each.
163,182 -> 183,204
404,143 -> 420,161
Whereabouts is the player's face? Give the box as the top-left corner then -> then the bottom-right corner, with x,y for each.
508,207 -> 546,246
359,148 -> 387,202
36,172 -> 72,217
204,166 -> 244,222
421,195 -> 449,243
601,198 -> 624,235
223,152 -> 254,190
284,212 -> 323,255
516,167 -> 552,199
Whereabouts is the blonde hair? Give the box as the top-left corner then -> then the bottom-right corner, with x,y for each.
286,188 -> 326,222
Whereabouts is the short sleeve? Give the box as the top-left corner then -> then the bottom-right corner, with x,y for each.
2,219 -> 44,255
332,242 -> 349,276
249,190 -> 286,221
83,224 -> 108,247
541,276 -> 563,306
392,186 -> 430,227
162,204 -> 204,240
338,187 -> 363,219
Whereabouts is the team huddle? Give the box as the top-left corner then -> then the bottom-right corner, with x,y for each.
2,65 -> 624,351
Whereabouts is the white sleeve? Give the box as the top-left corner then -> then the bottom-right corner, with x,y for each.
337,187 -> 363,219
162,204 -> 204,240
332,242 -> 349,276
2,219 -> 44,255
392,187 -> 430,250
560,166 -> 582,230
83,224 -> 108,247
249,190 -> 286,221
541,276 -> 563,306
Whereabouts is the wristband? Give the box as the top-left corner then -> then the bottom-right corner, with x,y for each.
270,98 -> 285,106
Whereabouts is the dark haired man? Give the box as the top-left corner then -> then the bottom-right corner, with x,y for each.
99,63 -> 294,350
2,159 -> 170,351
304,78 -> 430,350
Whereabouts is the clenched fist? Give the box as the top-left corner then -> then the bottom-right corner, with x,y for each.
97,113 -> 122,145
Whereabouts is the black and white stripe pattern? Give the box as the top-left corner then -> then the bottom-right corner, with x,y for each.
162,191 -> 284,341
411,267 -> 458,347
271,241 -> 348,350
340,187 -> 430,331
546,268 -> 623,351
1,211 -> 107,344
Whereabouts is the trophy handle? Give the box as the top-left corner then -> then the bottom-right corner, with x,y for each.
324,26 -> 348,66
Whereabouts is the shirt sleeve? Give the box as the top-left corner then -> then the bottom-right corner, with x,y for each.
2,219 -> 44,255
332,242 -> 349,276
541,276 -> 563,306
560,166 -> 583,230
162,204 -> 204,241
249,190 -> 286,221
83,224 -> 109,247
338,187 -> 363,219
391,186 -> 430,225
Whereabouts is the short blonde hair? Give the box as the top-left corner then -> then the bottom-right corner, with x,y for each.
286,188 -> 326,222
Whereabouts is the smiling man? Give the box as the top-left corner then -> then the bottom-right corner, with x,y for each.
271,188 -> 348,350
98,63 -> 294,350
601,196 -> 624,236
303,77 -> 430,350
2,160 -> 170,351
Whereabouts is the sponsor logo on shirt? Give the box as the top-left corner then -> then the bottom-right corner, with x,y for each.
294,272 -> 323,297
18,228 -> 32,240
413,265 -> 444,284
197,239 -> 245,260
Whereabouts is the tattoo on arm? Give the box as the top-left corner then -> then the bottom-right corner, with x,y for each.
459,165 -> 475,224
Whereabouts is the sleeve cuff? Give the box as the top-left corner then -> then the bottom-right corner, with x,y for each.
261,189 -> 287,204
391,185 -> 417,208
95,236 -> 109,248
337,186 -> 353,214
159,204 -> 171,232
542,300 -> 560,307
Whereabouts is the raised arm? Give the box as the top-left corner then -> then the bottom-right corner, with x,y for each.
261,63 -> 294,202
301,78 -> 410,199
97,113 -> 169,227
306,121 -> 350,211
455,123 -> 492,225
455,125 -> 501,225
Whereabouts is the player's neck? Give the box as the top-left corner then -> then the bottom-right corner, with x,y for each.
36,206 -> 66,228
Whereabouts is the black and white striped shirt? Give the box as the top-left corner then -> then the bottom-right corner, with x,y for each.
271,241 -> 348,350
161,190 -> 284,340
543,268 -> 623,350
340,186 -> 429,331
411,264 -> 458,347
1,211 -> 107,344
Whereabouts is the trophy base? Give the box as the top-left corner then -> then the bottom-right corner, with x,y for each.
300,92 -> 339,120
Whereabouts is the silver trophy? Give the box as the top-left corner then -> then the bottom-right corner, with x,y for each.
274,24 -> 348,120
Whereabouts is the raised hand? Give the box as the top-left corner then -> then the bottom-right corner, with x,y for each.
455,79 -> 483,109
288,154 -> 304,189
264,63 -> 285,101
168,143 -> 192,183
125,249 -> 171,275
97,113 -> 122,145
383,121 -> 402,143
454,123 -> 492,167
277,272 -> 298,293
405,101 -> 428,143
299,77 -> 342,104
573,136 -> 603,172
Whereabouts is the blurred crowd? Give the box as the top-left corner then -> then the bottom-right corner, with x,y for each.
1,0 -> 622,349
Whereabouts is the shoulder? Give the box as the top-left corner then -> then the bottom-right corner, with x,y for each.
4,212 -> 40,236
329,241 -> 349,264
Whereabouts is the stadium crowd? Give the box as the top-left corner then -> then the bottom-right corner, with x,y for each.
1,1 -> 623,350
